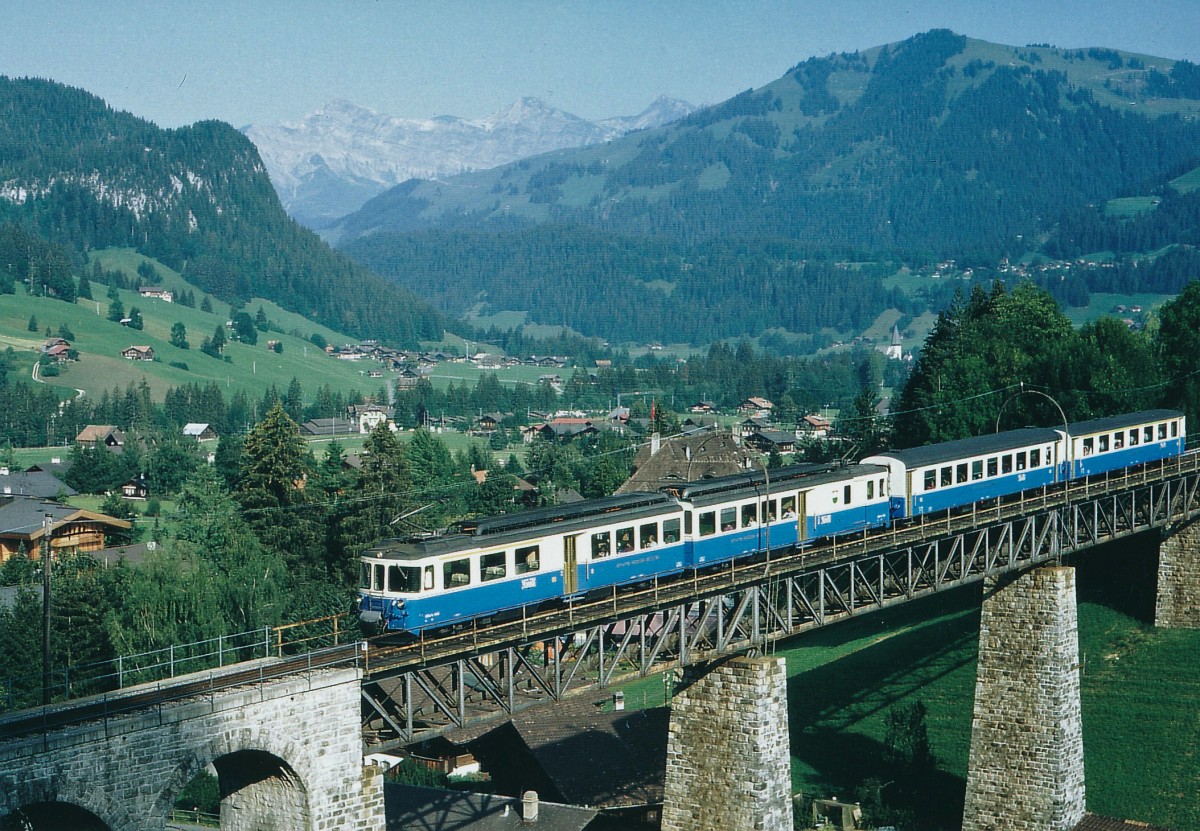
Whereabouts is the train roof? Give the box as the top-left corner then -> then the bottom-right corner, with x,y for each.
865,427 -> 1061,468
670,462 -> 835,500
1066,409 -> 1184,436
365,492 -> 680,561
677,463 -> 887,508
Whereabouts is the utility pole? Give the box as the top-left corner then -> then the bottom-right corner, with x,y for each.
41,513 -> 52,706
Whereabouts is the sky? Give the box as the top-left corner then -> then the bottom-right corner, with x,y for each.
2,1 -> 1199,130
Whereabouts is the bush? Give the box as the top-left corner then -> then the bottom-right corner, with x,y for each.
169,361 -> 190,371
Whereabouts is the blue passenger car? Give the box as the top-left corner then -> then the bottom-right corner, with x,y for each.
863,428 -> 1061,518
1062,410 -> 1185,478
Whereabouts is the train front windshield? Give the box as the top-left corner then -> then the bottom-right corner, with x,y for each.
359,562 -> 424,593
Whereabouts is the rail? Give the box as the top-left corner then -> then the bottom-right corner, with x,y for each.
0,613 -> 353,715
0,641 -> 365,744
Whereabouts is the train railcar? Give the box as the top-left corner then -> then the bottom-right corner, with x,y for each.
357,492 -> 685,634
673,462 -> 892,567
1060,410 -> 1185,478
863,428 -> 1061,518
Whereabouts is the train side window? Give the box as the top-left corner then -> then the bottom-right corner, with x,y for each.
1171,421 -> 1179,438
1083,437 -> 1094,456
843,485 -> 852,505
987,457 -> 998,477
940,466 -> 952,487
699,512 -> 716,537
741,503 -> 757,527
360,562 -> 371,589
972,460 -> 983,480
782,496 -> 796,517
373,563 -> 384,591
424,566 -> 435,590
663,518 -> 681,543
924,469 -> 937,490
592,531 -> 612,558
867,480 -> 875,499
639,523 -> 658,549
1030,449 -> 1041,467
719,508 -> 736,531
1129,429 -> 1139,446
684,513 -> 693,535
617,527 -> 635,553
1144,426 -> 1154,442
956,463 -> 968,483
1099,434 -> 1109,453
1015,452 -> 1026,471
1001,455 -> 1013,474
515,545 -> 540,573
444,558 -> 471,588
764,500 -> 777,521
480,551 -> 506,582
1113,432 -> 1124,449
879,478 -> 885,496
1159,423 -> 1168,440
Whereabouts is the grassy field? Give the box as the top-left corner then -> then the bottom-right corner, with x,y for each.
615,542 -> 1200,828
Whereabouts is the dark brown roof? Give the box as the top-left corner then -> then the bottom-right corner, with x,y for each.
616,432 -> 755,495
507,698 -> 668,809
1075,814 -> 1175,831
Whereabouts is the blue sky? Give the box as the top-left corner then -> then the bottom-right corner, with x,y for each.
3,1 -> 1198,128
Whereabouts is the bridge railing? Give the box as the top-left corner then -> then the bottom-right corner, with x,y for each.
0,613 -> 354,714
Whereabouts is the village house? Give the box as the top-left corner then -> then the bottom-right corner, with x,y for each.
689,401 -> 717,414
800,413 -> 833,439
616,431 -> 756,494
737,416 -> 773,438
347,403 -> 393,434
744,430 -> 796,454
0,467 -> 75,499
300,417 -> 358,437
120,345 -> 155,361
120,476 -> 149,500
75,425 -> 126,452
182,423 -> 218,442
0,498 -> 131,563
137,286 -> 173,302
737,397 -> 774,417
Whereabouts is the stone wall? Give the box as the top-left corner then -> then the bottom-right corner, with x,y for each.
1156,521 -> 1200,627
0,665 -> 384,831
661,655 -> 793,831
962,567 -> 1085,831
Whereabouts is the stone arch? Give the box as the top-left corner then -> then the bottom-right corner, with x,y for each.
212,749 -> 310,831
0,801 -> 110,831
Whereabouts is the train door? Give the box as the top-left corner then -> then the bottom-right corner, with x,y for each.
563,534 -> 579,595
798,491 -> 808,542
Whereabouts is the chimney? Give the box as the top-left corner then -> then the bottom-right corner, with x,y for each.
522,790 -> 539,824
650,432 -> 660,456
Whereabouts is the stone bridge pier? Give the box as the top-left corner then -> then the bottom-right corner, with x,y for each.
661,655 -> 793,831
962,566 -> 1086,831
0,665 -> 384,831
1156,518 -> 1200,627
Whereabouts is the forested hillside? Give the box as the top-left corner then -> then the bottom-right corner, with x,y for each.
0,77 -> 447,346
337,31 -> 1200,347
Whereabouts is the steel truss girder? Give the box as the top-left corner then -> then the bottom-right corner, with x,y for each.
362,459 -> 1200,746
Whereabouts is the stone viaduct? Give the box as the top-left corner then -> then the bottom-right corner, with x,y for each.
0,665 -> 384,831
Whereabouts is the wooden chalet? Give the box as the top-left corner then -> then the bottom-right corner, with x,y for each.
0,499 -> 131,562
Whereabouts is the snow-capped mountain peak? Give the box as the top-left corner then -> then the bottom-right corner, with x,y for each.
243,95 -> 693,228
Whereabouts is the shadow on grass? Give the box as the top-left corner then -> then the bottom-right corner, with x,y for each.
782,590 -> 981,829
1069,532 -> 1160,624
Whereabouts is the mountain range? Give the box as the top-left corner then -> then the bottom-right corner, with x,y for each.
329,31 -> 1200,347
243,96 -> 694,228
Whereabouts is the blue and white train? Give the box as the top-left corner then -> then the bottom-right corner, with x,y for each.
358,409 -> 1185,635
